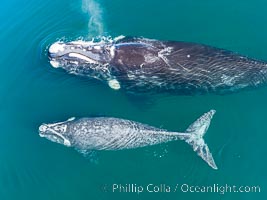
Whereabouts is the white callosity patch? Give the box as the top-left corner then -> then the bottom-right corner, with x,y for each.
108,79 -> 121,90
39,125 -> 47,133
63,139 -> 71,146
70,61 -> 79,65
70,37 -> 114,49
49,42 -> 65,53
93,45 -> 101,50
50,60 -> 60,68
68,53 -> 98,64
39,123 -> 71,147
71,40 -> 90,45
110,45 -> 115,58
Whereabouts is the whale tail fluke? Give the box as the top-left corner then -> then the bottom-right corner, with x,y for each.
181,110 -> 218,170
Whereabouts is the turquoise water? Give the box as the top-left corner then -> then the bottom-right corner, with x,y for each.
0,0 -> 266,199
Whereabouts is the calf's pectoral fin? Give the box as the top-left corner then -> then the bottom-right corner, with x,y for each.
76,149 -> 99,164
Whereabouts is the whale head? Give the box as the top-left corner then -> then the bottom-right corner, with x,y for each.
48,40 -> 115,79
39,117 -> 76,147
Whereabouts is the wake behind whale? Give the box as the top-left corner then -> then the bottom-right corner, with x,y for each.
39,110 -> 218,169
48,36 -> 267,95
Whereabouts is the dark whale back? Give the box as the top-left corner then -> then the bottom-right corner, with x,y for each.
110,37 -> 267,95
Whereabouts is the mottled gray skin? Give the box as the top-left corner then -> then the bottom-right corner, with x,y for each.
39,110 -> 217,169
48,36 -> 267,95
65,117 -> 177,150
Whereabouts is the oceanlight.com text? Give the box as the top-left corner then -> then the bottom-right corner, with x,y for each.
100,183 -> 261,194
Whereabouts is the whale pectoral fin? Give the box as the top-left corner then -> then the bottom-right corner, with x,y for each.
76,149 -> 99,164
107,79 -> 121,90
181,110 -> 218,170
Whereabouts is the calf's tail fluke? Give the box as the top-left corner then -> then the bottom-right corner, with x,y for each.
182,110 -> 218,170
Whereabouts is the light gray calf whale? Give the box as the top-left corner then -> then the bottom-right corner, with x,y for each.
48,36 -> 267,95
39,110 -> 217,169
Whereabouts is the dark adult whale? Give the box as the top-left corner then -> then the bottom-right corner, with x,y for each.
48,36 -> 267,95
39,110 -> 217,169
